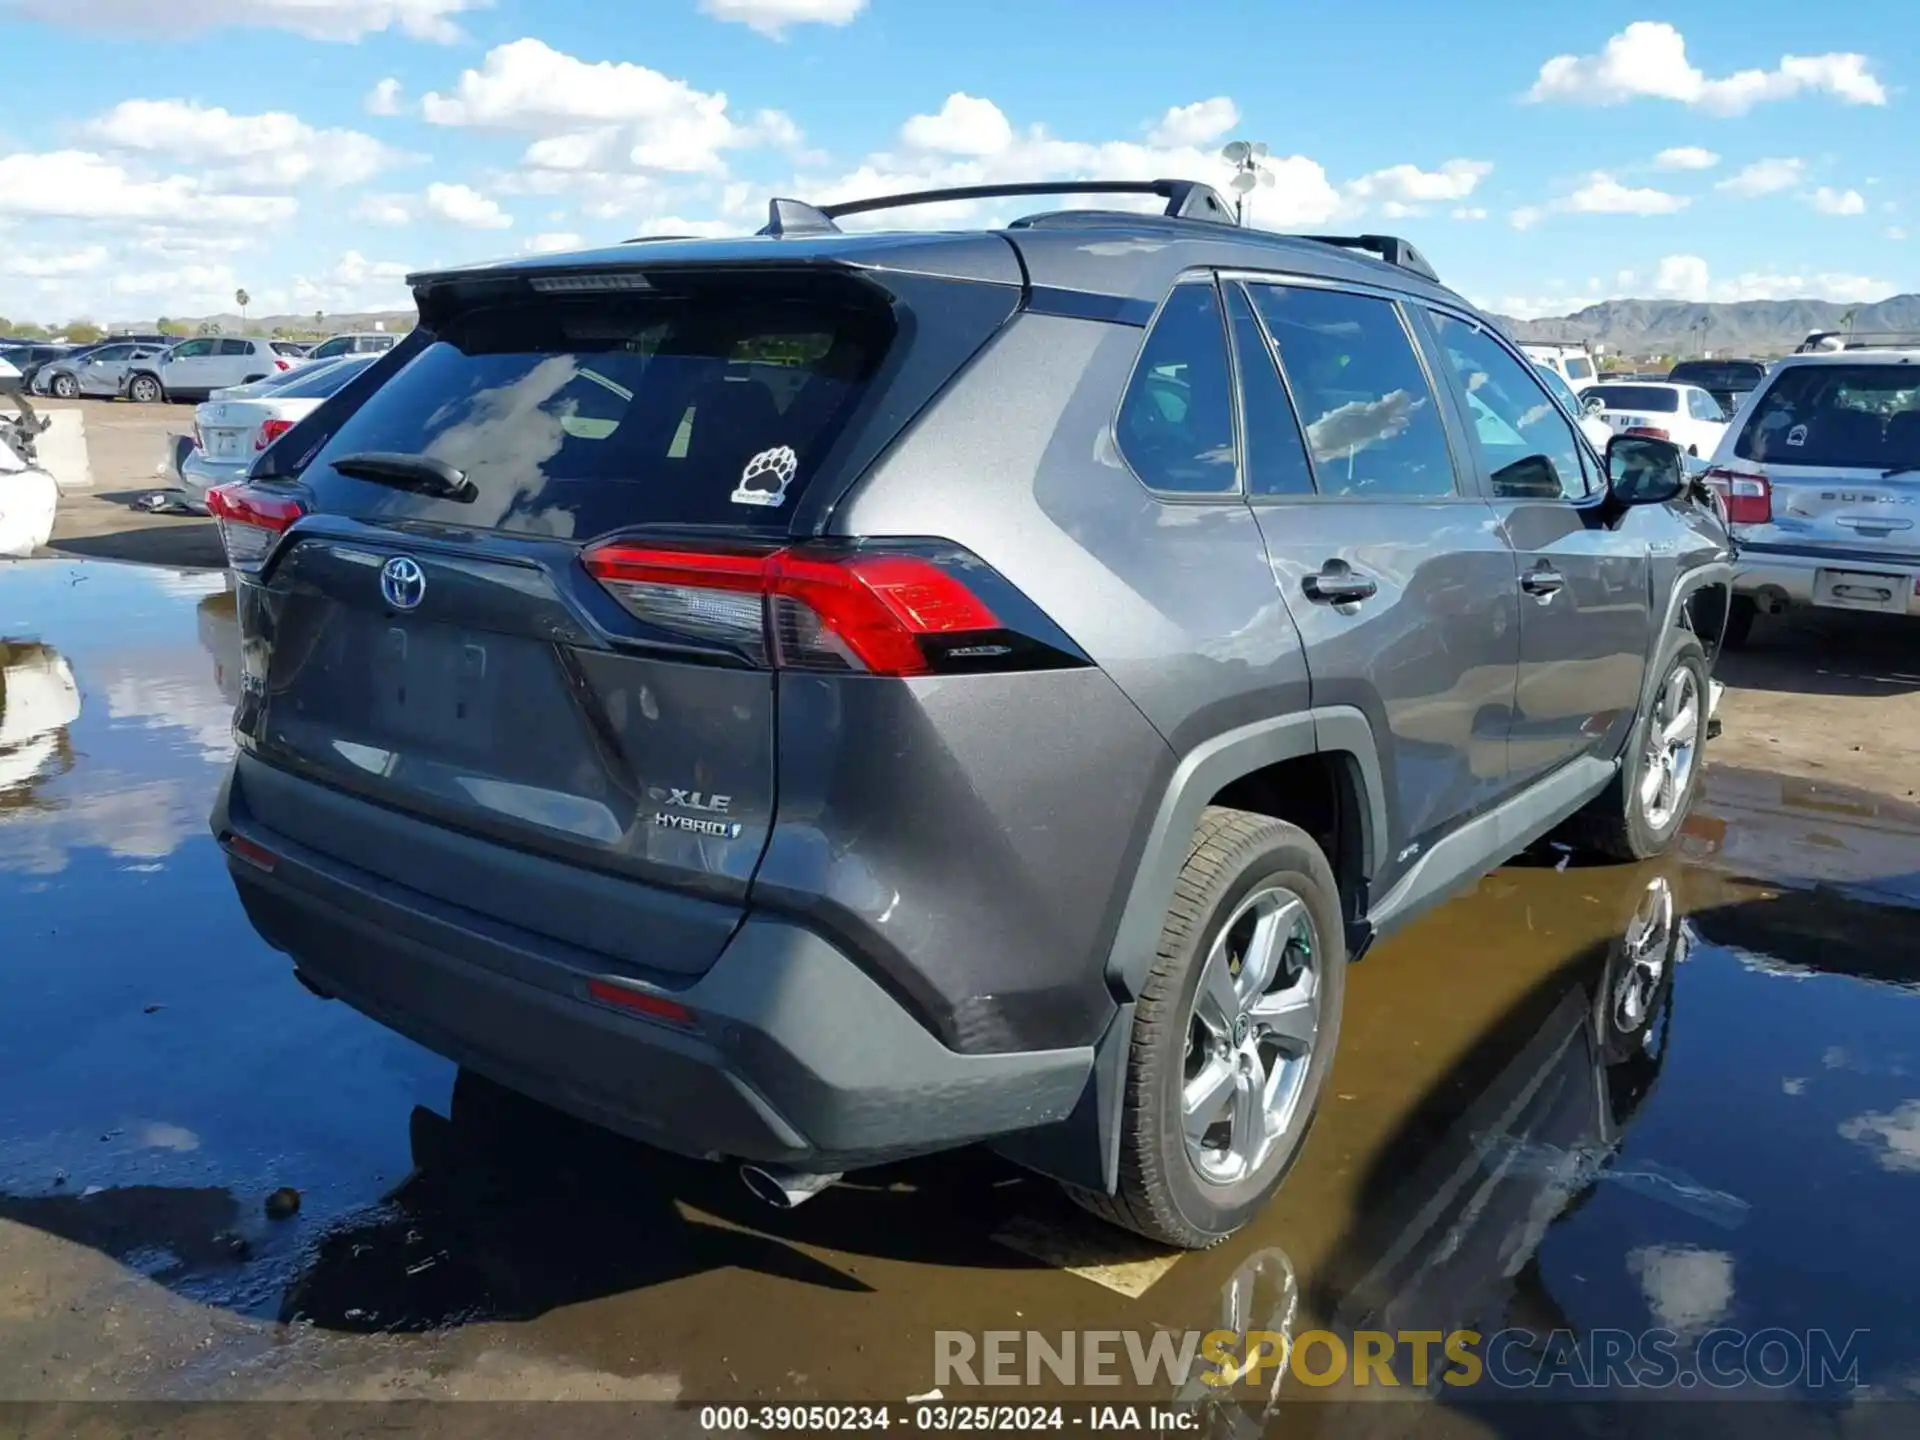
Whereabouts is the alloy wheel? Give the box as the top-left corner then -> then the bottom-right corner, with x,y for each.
1639,666 -> 1700,832
1182,884 -> 1322,1187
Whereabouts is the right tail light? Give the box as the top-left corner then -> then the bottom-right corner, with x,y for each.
582,540 -> 1084,677
1703,467 -> 1771,525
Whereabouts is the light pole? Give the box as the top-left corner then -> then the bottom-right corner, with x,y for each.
1221,140 -> 1275,226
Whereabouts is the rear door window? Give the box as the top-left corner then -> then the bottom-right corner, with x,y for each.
1116,282 -> 1238,495
1735,363 -> 1920,469
1225,284 -> 1315,497
1247,283 -> 1458,499
216,339 -> 252,357
302,289 -> 895,536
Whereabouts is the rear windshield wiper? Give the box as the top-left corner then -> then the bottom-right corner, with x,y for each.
328,451 -> 476,501
1882,463 -> 1920,480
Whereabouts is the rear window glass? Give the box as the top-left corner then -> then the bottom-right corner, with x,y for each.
271,342 -> 307,357
1583,385 -> 1680,413
1564,356 -> 1594,382
1735,363 -> 1920,469
269,355 -> 375,400
303,294 -> 893,536
1669,361 -> 1765,389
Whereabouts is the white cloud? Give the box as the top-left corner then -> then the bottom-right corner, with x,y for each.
354,194 -> 416,226
1451,206 -> 1488,221
424,181 -> 511,229
1147,97 -> 1240,149
1628,1246 -> 1734,1336
424,38 -> 743,175
523,231 -> 585,253
1652,253 -> 1893,304
0,150 -> 295,225
697,0 -> 865,37
366,78 -> 404,117
1841,1100 -> 1920,1173
1511,172 -> 1688,228
0,244 -> 111,278
83,99 -> 402,188
287,250 -> 415,314
1347,159 -> 1492,212
1526,22 -> 1887,115
1716,157 -> 1805,198
1653,254 -> 1712,299
1810,186 -> 1866,216
1654,146 -> 1719,171
901,94 -> 1015,156
2,0 -> 480,42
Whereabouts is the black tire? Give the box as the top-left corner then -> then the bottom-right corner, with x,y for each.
1065,808 -> 1347,1248
50,373 -> 77,399
1564,632 -> 1710,861
1720,595 -> 1757,650
128,373 -> 162,404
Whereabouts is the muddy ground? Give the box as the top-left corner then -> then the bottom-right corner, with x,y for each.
4,403 -> 1919,1434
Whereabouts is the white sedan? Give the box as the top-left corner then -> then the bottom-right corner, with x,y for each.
178,354 -> 376,506
1578,381 -> 1730,457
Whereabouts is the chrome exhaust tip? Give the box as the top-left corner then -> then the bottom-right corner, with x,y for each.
740,1164 -> 842,1210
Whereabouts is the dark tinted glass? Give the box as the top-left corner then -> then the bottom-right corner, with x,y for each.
1735,364 -> 1920,469
1583,385 -> 1681,413
303,292 -> 893,536
1431,313 -> 1589,500
1249,284 -> 1457,499
1669,360 -> 1766,388
1226,284 -> 1315,497
1116,283 -> 1238,494
268,355 -> 376,400
216,339 -> 251,356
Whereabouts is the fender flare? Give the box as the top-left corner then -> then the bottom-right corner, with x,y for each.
1102,705 -> 1389,1001
1639,559 -> 1733,721
992,705 -> 1390,1194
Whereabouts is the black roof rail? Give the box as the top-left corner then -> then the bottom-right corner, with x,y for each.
757,179 -> 1237,236
1300,233 -> 1440,284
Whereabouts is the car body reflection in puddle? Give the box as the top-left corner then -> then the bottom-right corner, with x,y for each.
2,556 -> 1918,1412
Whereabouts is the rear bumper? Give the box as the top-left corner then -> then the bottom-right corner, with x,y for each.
1733,542 -> 1920,614
178,449 -> 248,503
211,762 -> 1092,1170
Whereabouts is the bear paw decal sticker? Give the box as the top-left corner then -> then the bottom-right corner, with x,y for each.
731,445 -> 799,509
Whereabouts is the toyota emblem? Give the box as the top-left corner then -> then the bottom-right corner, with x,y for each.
380,556 -> 426,611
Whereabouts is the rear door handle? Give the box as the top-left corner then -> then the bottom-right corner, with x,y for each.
1303,563 -> 1378,605
1521,566 -> 1566,599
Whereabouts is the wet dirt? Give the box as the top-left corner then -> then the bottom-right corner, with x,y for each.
3,557 -> 1919,1429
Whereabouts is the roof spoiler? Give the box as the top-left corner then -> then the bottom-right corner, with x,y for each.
757,179 -> 1237,236
1301,234 -> 1440,284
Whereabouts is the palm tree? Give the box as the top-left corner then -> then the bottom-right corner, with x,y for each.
235,288 -> 251,329
1839,307 -> 1859,341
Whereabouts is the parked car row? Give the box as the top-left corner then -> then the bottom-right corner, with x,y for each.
25,331 -> 401,403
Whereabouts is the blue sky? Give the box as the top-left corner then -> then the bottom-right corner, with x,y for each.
0,1 -> 1911,323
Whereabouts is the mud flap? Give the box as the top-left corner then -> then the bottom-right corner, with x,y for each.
989,1002 -> 1132,1192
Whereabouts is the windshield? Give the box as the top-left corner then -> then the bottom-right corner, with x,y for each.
1582,385 -> 1680,414
1734,363 -> 1920,470
303,290 -> 894,536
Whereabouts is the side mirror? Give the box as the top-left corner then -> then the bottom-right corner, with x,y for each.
1583,394 -> 1606,414
1606,435 -> 1687,506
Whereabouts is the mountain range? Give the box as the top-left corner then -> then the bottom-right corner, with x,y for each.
1496,294 -> 1920,358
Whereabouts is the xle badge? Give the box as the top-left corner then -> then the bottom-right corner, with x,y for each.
648,787 -> 742,839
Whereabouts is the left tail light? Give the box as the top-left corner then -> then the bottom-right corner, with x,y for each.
206,483 -> 304,571
255,418 -> 294,451
583,540 -> 1082,677
273,359 -> 292,372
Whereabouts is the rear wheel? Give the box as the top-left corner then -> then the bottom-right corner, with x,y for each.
1066,808 -> 1346,1248
1565,633 -> 1709,861
128,374 -> 161,404
50,373 -> 77,399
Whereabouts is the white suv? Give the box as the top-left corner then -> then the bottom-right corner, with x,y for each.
1521,342 -> 1599,392
1705,348 -> 1920,643
125,338 -> 307,404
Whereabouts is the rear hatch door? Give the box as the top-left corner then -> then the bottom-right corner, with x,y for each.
233,256 -> 1021,975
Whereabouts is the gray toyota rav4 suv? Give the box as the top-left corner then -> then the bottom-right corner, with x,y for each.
209,179 -> 1731,1247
